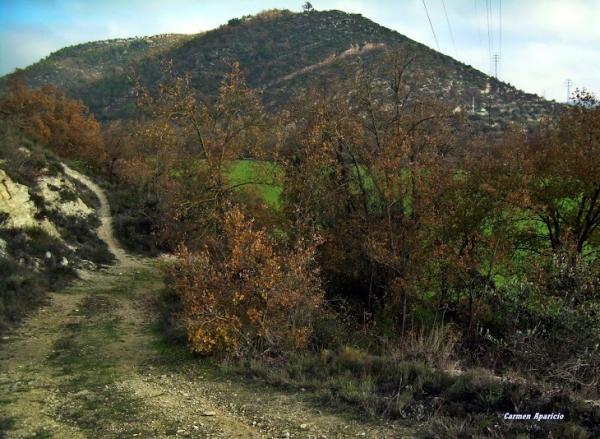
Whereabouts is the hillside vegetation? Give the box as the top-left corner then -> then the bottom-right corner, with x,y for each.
6,10 -> 559,131
1,8 -> 599,438
0,121 -> 113,331
24,34 -> 189,95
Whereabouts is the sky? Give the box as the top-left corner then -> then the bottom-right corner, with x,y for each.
1,0 -> 599,102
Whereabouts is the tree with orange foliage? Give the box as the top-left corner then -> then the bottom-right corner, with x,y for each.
133,61 -> 269,250
167,206 -> 324,356
0,71 -> 103,161
281,50 -> 504,335
134,62 -> 323,357
97,120 -> 137,182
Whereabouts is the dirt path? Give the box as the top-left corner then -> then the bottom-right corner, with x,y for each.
62,163 -> 129,265
0,168 -> 414,438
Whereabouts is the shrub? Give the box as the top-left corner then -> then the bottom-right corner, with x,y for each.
477,259 -> 600,396
108,183 -> 160,255
394,324 -> 459,371
0,256 -> 48,331
166,206 -> 324,357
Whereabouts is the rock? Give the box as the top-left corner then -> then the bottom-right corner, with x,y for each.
38,175 -> 93,218
300,423 -> 309,430
0,170 -> 60,238
201,411 -> 216,416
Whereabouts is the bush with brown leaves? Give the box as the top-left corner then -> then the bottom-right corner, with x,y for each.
167,206 -> 324,357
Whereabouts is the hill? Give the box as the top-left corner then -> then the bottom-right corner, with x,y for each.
23,33 -> 190,94
5,9 -> 560,131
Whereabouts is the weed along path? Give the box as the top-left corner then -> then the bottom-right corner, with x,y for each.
0,166 -> 414,438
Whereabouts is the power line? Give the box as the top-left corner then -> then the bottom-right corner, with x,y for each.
440,0 -> 457,58
422,0 -> 441,52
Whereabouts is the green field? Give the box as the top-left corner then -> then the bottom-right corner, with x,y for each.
227,160 -> 283,209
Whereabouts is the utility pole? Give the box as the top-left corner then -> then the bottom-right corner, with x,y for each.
565,78 -> 572,103
487,82 -> 492,126
492,53 -> 500,78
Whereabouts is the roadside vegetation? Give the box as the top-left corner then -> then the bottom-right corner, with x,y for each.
0,81 -> 113,331
2,44 -> 599,436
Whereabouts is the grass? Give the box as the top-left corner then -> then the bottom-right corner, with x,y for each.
67,263 -> 162,298
221,348 -> 449,419
218,348 -> 599,437
227,160 -> 283,209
